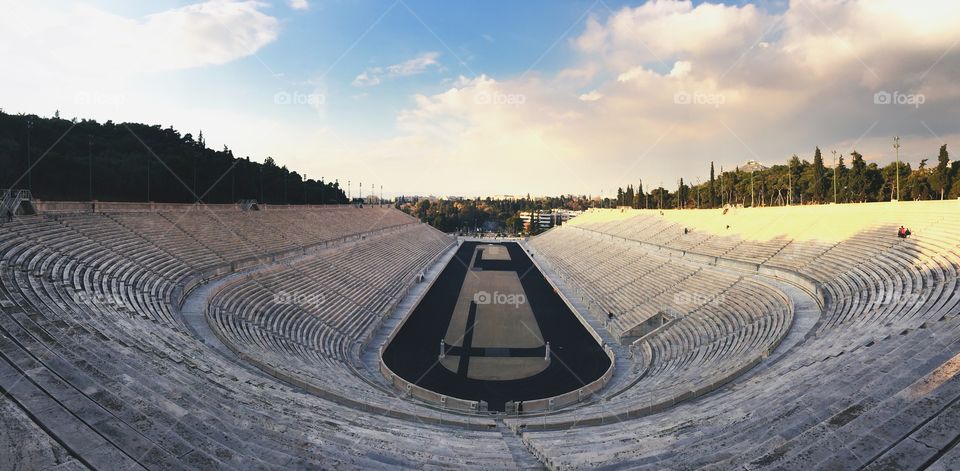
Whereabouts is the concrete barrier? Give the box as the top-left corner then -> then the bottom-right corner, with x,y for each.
519,344 -> 615,413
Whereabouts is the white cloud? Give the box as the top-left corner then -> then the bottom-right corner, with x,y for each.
0,1 -> 279,79
363,0 -> 960,195
669,61 -> 692,78
351,70 -> 382,87
579,90 -> 603,102
352,52 -> 441,87
289,0 -> 309,10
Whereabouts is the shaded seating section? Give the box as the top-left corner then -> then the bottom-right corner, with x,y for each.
0,207 -> 530,469
513,201 -> 960,469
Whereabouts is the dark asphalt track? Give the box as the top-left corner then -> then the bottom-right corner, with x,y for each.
382,241 -> 610,411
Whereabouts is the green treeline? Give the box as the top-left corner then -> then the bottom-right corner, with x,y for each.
0,111 -> 346,205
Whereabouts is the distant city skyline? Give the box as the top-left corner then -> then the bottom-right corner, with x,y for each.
2,0 -> 957,196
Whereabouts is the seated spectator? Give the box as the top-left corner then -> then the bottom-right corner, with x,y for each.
897,226 -> 907,238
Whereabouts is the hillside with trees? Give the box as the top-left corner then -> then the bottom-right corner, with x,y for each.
613,145 -> 958,210
0,111 -> 346,205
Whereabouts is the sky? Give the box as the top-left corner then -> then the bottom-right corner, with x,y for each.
1,0 -> 958,197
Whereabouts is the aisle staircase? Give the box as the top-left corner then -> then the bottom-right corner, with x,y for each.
0,189 -> 36,219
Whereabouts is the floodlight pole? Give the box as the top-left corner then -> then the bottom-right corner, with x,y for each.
893,136 -> 901,201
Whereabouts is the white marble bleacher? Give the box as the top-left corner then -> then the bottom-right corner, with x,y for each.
206,225 -> 457,415
513,202 -> 960,469
523,228 -> 792,425
0,207 -> 528,470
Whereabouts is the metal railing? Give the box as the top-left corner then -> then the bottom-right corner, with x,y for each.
0,189 -> 32,219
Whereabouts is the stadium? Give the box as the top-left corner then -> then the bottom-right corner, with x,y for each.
3,1 -> 960,469
1,198 -> 959,469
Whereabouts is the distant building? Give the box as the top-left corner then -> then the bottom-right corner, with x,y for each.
741,160 -> 768,172
519,209 -> 582,231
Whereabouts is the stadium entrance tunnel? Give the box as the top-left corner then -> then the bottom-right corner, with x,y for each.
382,241 -> 611,412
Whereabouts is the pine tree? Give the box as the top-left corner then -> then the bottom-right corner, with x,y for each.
810,147 -> 826,203
933,144 -> 950,199
848,151 -> 867,202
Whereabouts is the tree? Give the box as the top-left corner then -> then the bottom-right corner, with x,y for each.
709,161 -> 717,208
808,147 -> 827,203
950,161 -> 960,199
788,155 -> 802,204
932,144 -> 951,199
836,155 -> 848,203
865,163 -> 884,202
848,151 -> 867,202
908,159 -> 932,200
0,112 -> 347,205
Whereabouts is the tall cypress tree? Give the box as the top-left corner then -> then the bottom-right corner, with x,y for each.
811,147 -> 827,203
709,161 -> 717,208
933,144 -> 950,199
